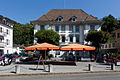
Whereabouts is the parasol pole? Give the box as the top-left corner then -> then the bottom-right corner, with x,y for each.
75,50 -> 77,62
45,50 -> 46,61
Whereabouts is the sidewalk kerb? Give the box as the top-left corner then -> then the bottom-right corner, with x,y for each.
0,70 -> 120,77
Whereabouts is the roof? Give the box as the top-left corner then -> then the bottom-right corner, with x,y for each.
34,9 -> 98,22
0,18 -> 13,29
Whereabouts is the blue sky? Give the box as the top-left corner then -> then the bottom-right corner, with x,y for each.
0,0 -> 120,24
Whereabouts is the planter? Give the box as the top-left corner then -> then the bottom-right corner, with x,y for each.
12,57 -> 20,62
116,61 -> 120,66
102,57 -> 107,63
91,56 -> 95,61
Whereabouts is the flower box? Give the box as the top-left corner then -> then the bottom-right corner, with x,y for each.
116,61 -> 120,66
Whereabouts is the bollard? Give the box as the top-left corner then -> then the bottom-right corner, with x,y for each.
88,64 -> 92,71
48,64 -> 53,72
111,63 -> 115,70
15,65 -> 20,74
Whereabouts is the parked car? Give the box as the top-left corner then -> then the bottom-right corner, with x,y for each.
60,53 -> 81,61
0,54 -> 14,65
18,53 -> 30,61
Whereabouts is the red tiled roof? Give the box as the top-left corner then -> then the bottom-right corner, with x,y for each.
35,9 -> 98,22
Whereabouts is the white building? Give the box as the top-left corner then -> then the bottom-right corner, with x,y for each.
0,18 -> 13,56
32,9 -> 102,46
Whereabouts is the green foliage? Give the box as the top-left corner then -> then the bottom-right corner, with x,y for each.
0,14 -> 34,46
35,30 -> 60,45
0,15 -> 18,24
105,53 -> 120,59
13,51 -> 18,55
115,54 -> 120,59
13,23 -> 34,46
85,30 -> 110,52
107,36 -> 115,43
101,14 -> 119,33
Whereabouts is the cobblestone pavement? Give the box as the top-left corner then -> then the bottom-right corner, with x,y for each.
0,62 -> 120,74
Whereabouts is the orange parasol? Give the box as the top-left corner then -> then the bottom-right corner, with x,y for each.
60,44 -> 95,51
25,43 -> 59,50
60,44 -> 95,61
25,42 -> 60,61
25,46 -> 36,50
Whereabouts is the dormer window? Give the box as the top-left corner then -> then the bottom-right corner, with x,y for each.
2,19 -> 6,24
57,16 -> 63,21
72,16 -> 77,22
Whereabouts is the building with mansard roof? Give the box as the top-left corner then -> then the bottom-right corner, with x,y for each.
32,9 -> 102,46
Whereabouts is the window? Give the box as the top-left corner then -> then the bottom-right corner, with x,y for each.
112,43 -> 115,48
90,25 -> 95,31
84,25 -> 87,30
76,35 -> 80,43
7,29 -> 9,34
101,45 -> 104,49
69,26 -> 73,32
40,25 -> 45,30
61,35 -> 65,42
61,26 -> 65,32
6,39 -> 9,45
0,38 -> 2,43
105,45 -> 107,48
2,19 -> 6,24
109,44 -> 111,48
57,16 -> 63,21
117,33 -> 120,38
69,35 -> 73,42
55,26 -> 59,32
75,26 -> 79,32
117,42 -> 120,48
72,16 -> 76,22
0,27 -> 2,33
7,50 -> 9,54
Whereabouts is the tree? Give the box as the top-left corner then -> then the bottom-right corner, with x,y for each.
85,30 -> 110,51
101,14 -> 119,33
35,30 -> 60,45
13,23 -> 34,46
